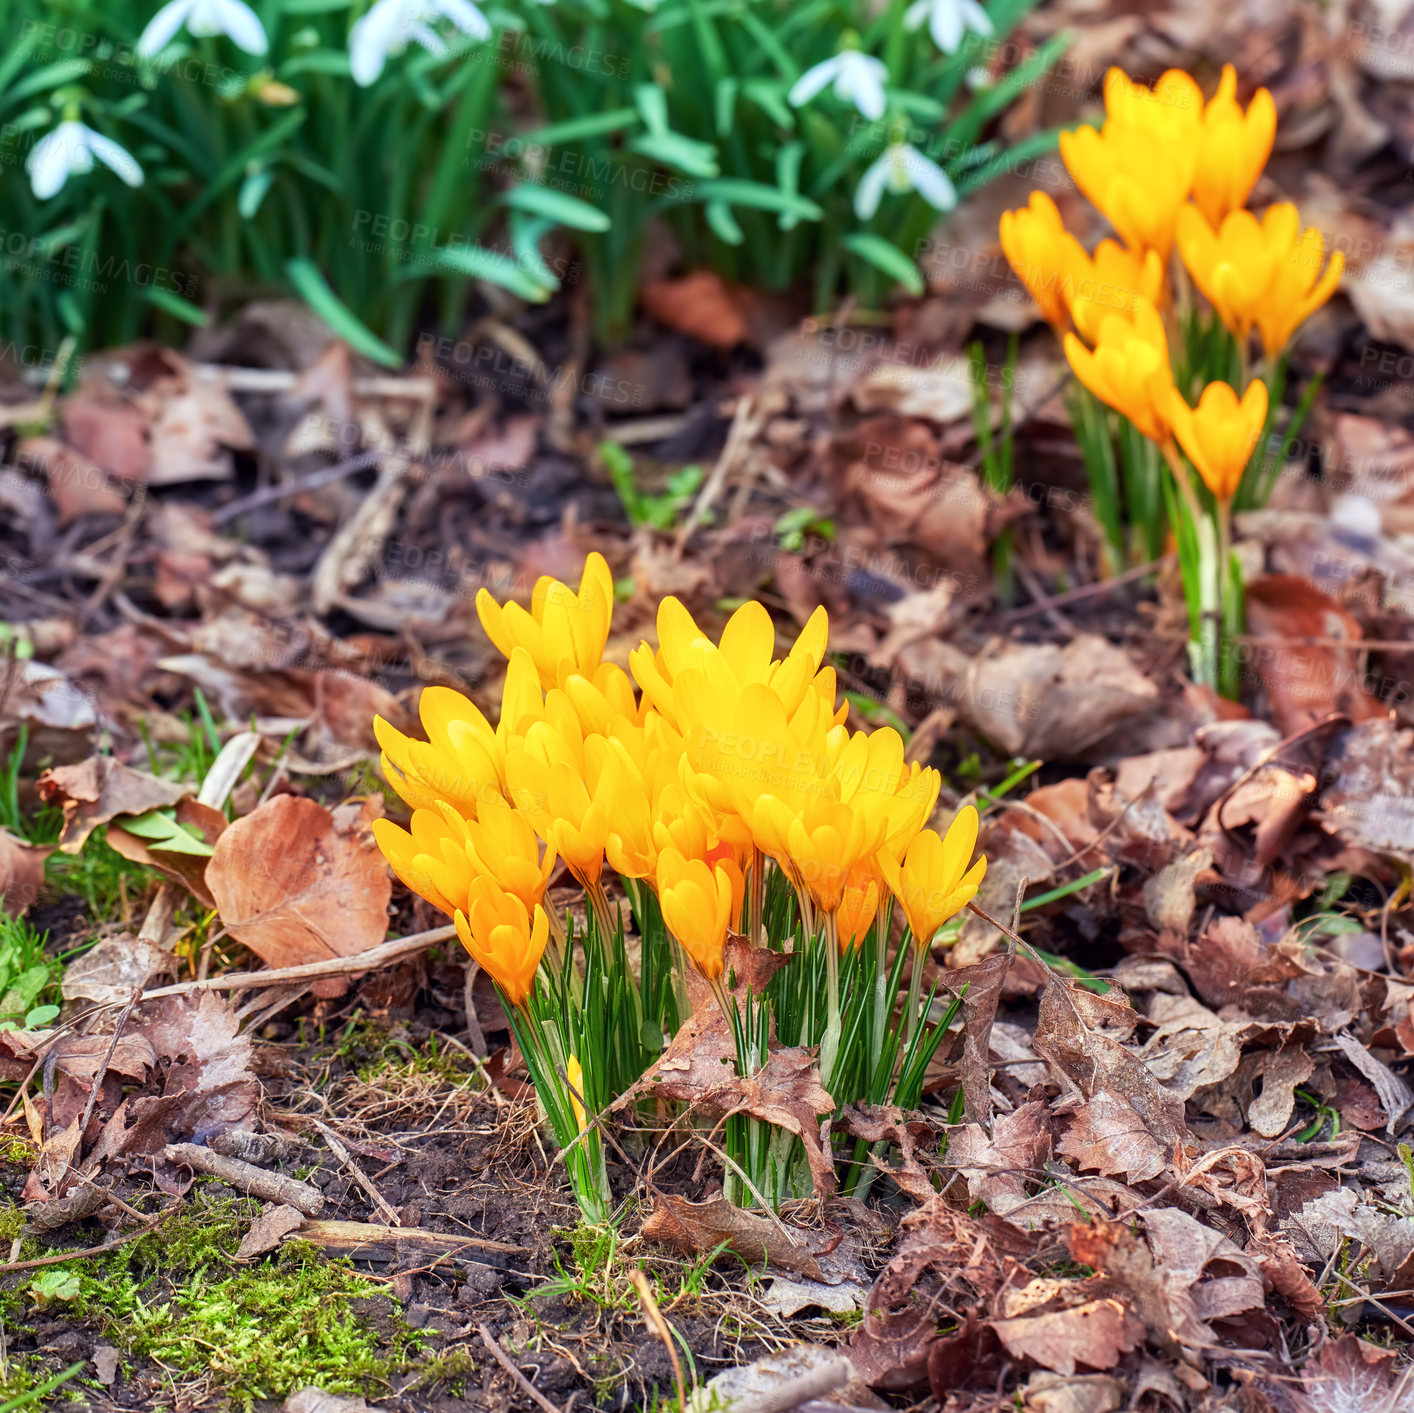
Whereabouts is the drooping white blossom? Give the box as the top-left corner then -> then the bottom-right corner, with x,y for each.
903,0 -> 993,55
28,120 -> 145,200
349,0 -> 491,86
137,0 -> 269,57
854,141 -> 955,219
788,51 -> 888,122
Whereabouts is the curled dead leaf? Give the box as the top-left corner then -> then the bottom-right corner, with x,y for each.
205,794 -> 392,970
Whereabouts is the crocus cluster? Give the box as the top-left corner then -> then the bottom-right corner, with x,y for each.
374,552 -> 985,1013
1000,64 -> 1341,509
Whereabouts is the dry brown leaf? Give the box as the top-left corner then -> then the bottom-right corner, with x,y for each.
1289,1335 -> 1405,1413
640,1192 -> 829,1280
0,829 -> 51,916
140,990 -> 261,1140
236,1203 -> 307,1260
61,383 -> 151,482
206,794 -> 391,968
1034,979 -> 1188,1183
37,756 -> 188,854
926,1311 -> 1004,1400
988,1300 -> 1143,1377
640,272 -> 749,349
1244,576 -> 1385,735
943,1099 -> 1051,1217
899,634 -> 1159,761
1056,1092 -> 1168,1183
1021,1371 -> 1123,1413
1319,718 -> 1414,855
838,1105 -> 939,1204
17,435 -> 129,523
61,934 -> 179,1006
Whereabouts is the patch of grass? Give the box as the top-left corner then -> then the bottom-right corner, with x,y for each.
0,917 -> 60,1029
522,1219 -> 637,1315
13,1194 -> 421,1411
43,827 -> 161,923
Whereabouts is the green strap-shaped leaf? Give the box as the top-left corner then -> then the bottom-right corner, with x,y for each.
503,183 -> 611,232
843,234 -> 925,297
144,287 -> 211,328
286,258 -> 402,367
434,243 -> 554,303
691,179 -> 822,221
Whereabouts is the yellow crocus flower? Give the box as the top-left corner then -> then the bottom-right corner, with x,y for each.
836,859 -> 883,952
999,191 -> 1088,328
505,712 -> 611,886
883,806 -> 986,949
1192,66 -> 1276,227
1255,224 -> 1344,359
1167,380 -> 1268,504
454,879 -> 549,1008
1175,202 -> 1299,344
1067,239 -> 1166,343
1059,67 -> 1204,260
374,685 -> 503,819
372,795 -> 556,920
476,550 -> 615,690
1063,297 -> 1177,444
656,846 -> 743,981
752,793 -> 889,916
566,1055 -> 587,1135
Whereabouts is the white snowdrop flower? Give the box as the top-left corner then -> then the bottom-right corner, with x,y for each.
788,51 -> 888,122
137,0 -> 269,56
854,141 -> 955,219
903,0 -> 993,55
349,0 -> 491,86
27,120 -> 145,201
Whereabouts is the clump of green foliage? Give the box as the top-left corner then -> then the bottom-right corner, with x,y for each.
0,916 -> 60,1029
2,0 -> 1063,359
10,1193 -> 421,1409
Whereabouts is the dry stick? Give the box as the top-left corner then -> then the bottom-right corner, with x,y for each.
0,1202 -> 181,1276
730,1357 -> 855,1413
310,1117 -> 402,1227
999,554 -> 1174,624
211,449 -> 383,525
478,1323 -> 564,1413
137,924 -> 458,1001
297,1219 -> 522,1258
75,988 -> 141,1149
628,1270 -> 686,1413
462,961 -> 487,1057
163,1144 -> 325,1215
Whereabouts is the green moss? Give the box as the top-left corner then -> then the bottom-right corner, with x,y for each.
0,1135 -> 37,1167
0,1199 -> 26,1245
16,1194 -> 422,1410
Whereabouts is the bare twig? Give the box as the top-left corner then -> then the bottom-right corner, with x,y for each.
211,450 -> 382,525
310,1117 -> 402,1227
479,1323 -> 564,1413
999,555 -> 1173,624
0,1201 -> 180,1275
75,988 -> 141,1151
138,925 -> 457,1001
163,1144 -> 325,1215
629,1270 -> 686,1413
296,1219 -> 521,1258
